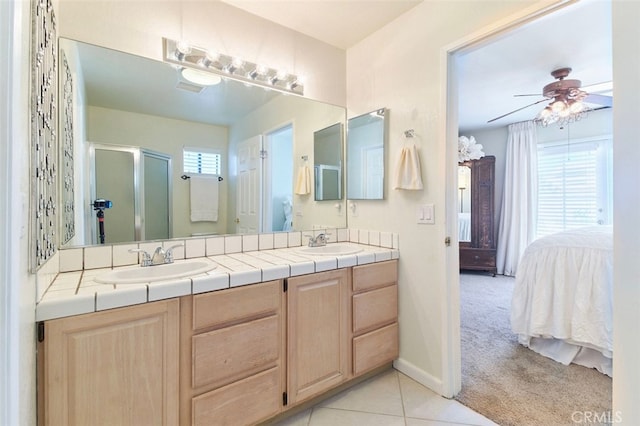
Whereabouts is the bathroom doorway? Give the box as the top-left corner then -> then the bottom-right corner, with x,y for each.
263,124 -> 294,232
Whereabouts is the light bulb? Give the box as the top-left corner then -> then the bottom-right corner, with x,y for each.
175,41 -> 192,61
569,101 -> 584,113
551,99 -> 566,113
538,107 -> 552,119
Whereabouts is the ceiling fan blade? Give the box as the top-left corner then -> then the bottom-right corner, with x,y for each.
487,98 -> 549,124
584,93 -> 612,107
513,94 -> 543,97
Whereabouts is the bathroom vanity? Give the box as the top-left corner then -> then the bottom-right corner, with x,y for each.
37,241 -> 398,426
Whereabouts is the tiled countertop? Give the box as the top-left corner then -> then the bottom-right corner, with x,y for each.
37,243 -> 399,321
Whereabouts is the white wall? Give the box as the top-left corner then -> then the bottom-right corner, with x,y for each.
346,0 -> 543,393
1,0 -> 38,423
612,1 -> 640,422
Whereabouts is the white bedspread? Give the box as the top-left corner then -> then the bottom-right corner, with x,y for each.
511,226 -> 613,374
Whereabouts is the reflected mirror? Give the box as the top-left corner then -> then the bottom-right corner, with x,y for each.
59,38 -> 346,247
346,108 -> 386,200
314,123 -> 343,201
458,165 -> 471,242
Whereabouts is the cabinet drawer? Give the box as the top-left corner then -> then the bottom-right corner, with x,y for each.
353,322 -> 398,376
353,284 -> 397,335
459,248 -> 496,269
192,367 -> 281,426
352,260 -> 398,293
193,280 -> 280,331
192,315 -> 279,389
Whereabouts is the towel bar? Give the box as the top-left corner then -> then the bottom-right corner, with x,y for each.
181,175 -> 223,181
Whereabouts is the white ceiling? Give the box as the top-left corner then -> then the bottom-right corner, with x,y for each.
220,0 -> 423,49
457,0 -> 612,132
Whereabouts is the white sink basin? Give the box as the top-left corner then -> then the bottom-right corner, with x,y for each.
295,244 -> 363,256
95,259 -> 217,284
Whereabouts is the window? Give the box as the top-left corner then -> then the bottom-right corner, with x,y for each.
183,147 -> 221,176
536,137 -> 612,238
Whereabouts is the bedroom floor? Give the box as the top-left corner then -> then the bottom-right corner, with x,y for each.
270,368 -> 497,425
455,271 -> 612,426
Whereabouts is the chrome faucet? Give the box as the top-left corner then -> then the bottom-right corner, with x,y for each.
129,244 -> 184,267
305,233 -> 330,247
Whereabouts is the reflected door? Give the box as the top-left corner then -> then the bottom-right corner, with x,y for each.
236,135 -> 263,234
94,148 -> 137,244
92,145 -> 171,244
142,152 -> 171,240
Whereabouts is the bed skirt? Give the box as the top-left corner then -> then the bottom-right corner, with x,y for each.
517,335 -> 612,377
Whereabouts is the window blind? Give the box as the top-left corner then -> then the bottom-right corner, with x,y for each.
183,148 -> 221,176
536,138 -> 612,238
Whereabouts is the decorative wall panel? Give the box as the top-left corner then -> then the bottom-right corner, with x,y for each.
32,0 -> 58,269
60,50 -> 75,244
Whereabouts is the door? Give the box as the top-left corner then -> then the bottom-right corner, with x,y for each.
142,150 -> 172,240
287,269 -> 350,405
236,135 -> 263,234
93,147 -> 137,244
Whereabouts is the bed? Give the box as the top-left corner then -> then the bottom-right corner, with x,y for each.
511,225 -> 613,376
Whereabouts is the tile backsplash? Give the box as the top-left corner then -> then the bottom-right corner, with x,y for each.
52,228 -> 398,276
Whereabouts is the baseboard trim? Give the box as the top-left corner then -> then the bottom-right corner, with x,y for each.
393,357 -> 444,396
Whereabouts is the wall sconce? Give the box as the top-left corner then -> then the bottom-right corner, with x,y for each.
163,38 -> 304,95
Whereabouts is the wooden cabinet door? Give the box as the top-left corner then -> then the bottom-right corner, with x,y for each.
287,269 -> 350,405
40,299 -> 179,426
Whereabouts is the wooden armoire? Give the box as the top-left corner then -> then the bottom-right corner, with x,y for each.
459,155 -> 497,276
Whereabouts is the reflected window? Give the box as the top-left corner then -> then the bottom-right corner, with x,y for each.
183,147 -> 222,176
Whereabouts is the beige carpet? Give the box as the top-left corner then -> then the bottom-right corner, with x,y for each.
455,272 -> 612,426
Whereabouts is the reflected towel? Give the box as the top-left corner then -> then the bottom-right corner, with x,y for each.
294,165 -> 312,195
394,144 -> 424,190
190,175 -> 219,222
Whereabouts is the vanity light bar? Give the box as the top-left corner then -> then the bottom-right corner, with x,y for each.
162,38 -> 304,95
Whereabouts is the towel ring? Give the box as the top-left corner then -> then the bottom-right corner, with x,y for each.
181,174 -> 223,181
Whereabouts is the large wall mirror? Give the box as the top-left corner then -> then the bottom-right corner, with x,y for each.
314,123 -> 343,201
346,108 -> 386,200
59,38 -> 346,247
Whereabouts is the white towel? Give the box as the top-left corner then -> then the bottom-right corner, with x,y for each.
294,165 -> 312,195
394,144 -> 424,190
190,175 -> 219,222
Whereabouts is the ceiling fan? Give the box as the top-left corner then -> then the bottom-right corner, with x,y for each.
487,67 -> 613,124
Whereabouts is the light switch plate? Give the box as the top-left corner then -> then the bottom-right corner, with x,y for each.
417,204 -> 435,224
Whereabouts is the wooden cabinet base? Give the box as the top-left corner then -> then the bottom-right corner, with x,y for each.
38,299 -> 179,426
353,322 -> 399,376
192,367 -> 281,426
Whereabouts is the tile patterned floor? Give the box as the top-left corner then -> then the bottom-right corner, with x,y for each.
272,369 -> 498,426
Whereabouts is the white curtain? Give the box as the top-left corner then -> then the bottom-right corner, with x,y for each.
496,121 -> 538,276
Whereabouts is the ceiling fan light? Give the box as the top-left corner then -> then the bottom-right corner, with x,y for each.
538,107 -> 553,119
551,99 -> 566,113
181,68 -> 222,86
569,100 -> 584,113
558,107 -> 571,118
